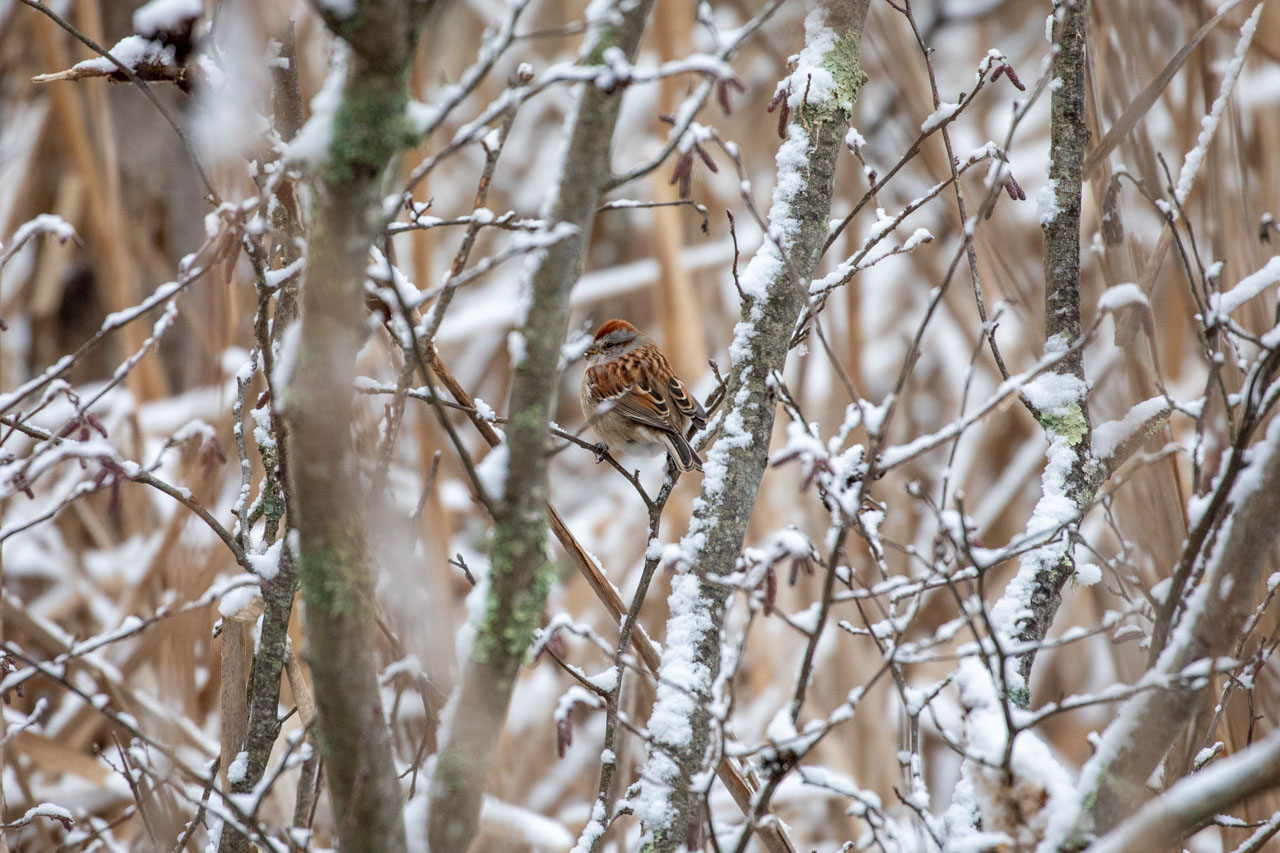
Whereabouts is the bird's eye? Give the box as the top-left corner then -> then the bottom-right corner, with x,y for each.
604,342 -> 615,349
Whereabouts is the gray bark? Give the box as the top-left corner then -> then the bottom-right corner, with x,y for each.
1015,0 -> 1093,693
1052,414 -> 1280,847
217,551 -> 298,853
1086,730 -> 1280,853
635,1 -> 870,848
425,2 -> 656,850
277,2 -> 429,851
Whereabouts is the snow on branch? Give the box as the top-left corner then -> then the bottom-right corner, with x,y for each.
1173,2 -> 1264,206
0,803 -> 74,832
876,345 -> 1080,472
634,2 -> 870,849
0,266 -> 204,419
1209,255 -> 1280,319
1091,396 -> 1171,465
1086,730 -> 1280,853
0,213 -> 80,271
1045,412 -> 1280,846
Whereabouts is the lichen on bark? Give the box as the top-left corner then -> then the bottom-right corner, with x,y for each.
823,29 -> 868,110
473,541 -> 556,662
324,78 -> 416,183
1040,404 -> 1088,446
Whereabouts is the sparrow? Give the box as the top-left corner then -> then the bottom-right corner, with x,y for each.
580,319 -> 707,472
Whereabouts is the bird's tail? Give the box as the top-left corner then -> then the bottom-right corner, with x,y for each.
660,430 -> 703,473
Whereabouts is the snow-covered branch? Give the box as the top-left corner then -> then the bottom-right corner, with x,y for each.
635,2 -> 871,849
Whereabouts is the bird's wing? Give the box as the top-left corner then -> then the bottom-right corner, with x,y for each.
666,375 -> 706,430
586,363 -> 678,434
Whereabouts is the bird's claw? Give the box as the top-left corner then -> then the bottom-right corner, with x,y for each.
593,442 -> 610,463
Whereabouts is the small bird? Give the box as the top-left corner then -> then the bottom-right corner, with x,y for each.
581,319 -> 707,472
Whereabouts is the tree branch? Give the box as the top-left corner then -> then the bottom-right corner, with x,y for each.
278,2 -> 426,851
1086,730 -> 1280,853
995,0 -> 1094,698
1046,411 -> 1280,847
425,2 -> 658,849
634,1 -> 870,848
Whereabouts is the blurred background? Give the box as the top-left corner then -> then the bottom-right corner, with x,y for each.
2,0 -> 1279,849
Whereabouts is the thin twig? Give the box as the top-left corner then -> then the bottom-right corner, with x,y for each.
18,0 -> 219,201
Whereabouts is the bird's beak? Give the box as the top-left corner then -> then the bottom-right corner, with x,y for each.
584,346 -> 597,358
